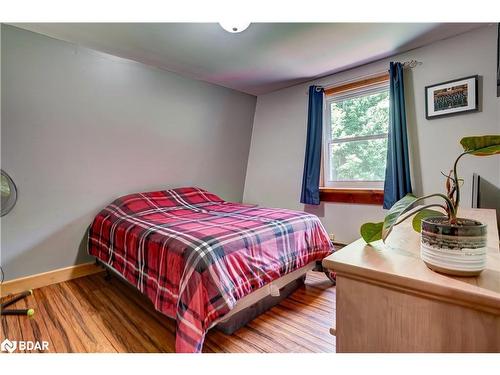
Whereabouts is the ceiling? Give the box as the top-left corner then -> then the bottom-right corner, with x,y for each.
12,23 -> 486,95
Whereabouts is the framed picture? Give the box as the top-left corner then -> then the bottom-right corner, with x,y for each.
425,75 -> 478,119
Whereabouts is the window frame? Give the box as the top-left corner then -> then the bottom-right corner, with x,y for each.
321,74 -> 390,191
320,73 -> 389,206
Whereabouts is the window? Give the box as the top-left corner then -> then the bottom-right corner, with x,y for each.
319,74 -> 389,205
322,74 -> 389,190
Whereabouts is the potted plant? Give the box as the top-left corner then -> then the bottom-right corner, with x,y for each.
360,135 -> 500,276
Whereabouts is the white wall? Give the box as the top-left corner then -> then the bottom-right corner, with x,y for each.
1,25 -> 257,280
244,25 -> 500,243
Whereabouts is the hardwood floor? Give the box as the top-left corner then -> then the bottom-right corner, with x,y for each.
1,271 -> 336,353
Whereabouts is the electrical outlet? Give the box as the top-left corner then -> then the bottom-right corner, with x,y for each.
328,233 -> 335,242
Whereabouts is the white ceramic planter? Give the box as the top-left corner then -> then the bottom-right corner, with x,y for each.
420,217 -> 487,276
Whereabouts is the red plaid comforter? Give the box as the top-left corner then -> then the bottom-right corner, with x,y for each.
88,187 -> 333,352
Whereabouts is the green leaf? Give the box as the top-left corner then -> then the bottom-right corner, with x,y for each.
460,135 -> 500,156
468,144 -> 500,156
411,209 -> 446,233
360,222 -> 383,243
382,194 -> 417,241
360,193 -> 455,244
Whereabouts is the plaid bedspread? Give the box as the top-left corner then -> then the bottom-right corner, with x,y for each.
88,187 -> 333,353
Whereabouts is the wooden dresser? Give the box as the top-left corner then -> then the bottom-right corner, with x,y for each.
322,208 -> 500,352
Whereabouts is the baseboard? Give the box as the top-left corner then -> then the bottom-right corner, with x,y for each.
0,262 -> 104,298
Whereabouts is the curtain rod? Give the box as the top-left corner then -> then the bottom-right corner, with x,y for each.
308,59 -> 422,93
400,59 -> 422,69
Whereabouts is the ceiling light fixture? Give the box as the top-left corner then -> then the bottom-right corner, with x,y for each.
219,22 -> 250,33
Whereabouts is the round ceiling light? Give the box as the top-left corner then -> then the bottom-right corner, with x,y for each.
219,22 -> 250,33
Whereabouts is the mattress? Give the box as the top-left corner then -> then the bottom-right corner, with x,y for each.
212,261 -> 315,329
213,261 -> 315,334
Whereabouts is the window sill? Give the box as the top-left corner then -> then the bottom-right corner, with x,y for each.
319,187 -> 384,205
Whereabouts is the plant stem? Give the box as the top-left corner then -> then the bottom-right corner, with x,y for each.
452,151 -> 468,219
394,204 -> 448,226
415,193 -> 455,219
381,193 -> 455,242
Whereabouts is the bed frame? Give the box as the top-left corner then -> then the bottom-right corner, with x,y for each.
95,257 -> 334,335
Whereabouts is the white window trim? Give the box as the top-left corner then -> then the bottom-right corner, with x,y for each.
322,82 -> 389,190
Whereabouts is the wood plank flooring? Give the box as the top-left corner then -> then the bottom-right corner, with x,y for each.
1,271 -> 336,353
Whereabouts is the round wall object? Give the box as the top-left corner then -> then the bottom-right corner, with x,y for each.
1,170 -> 17,216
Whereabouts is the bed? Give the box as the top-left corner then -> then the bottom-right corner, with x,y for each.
88,187 -> 333,352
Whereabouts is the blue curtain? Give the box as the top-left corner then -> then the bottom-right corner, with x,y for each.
300,86 -> 324,205
383,62 -> 412,209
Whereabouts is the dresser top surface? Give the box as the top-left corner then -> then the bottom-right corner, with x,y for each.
323,208 -> 500,311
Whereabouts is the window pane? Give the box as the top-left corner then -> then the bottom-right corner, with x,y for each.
331,90 -> 389,139
329,138 -> 388,181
